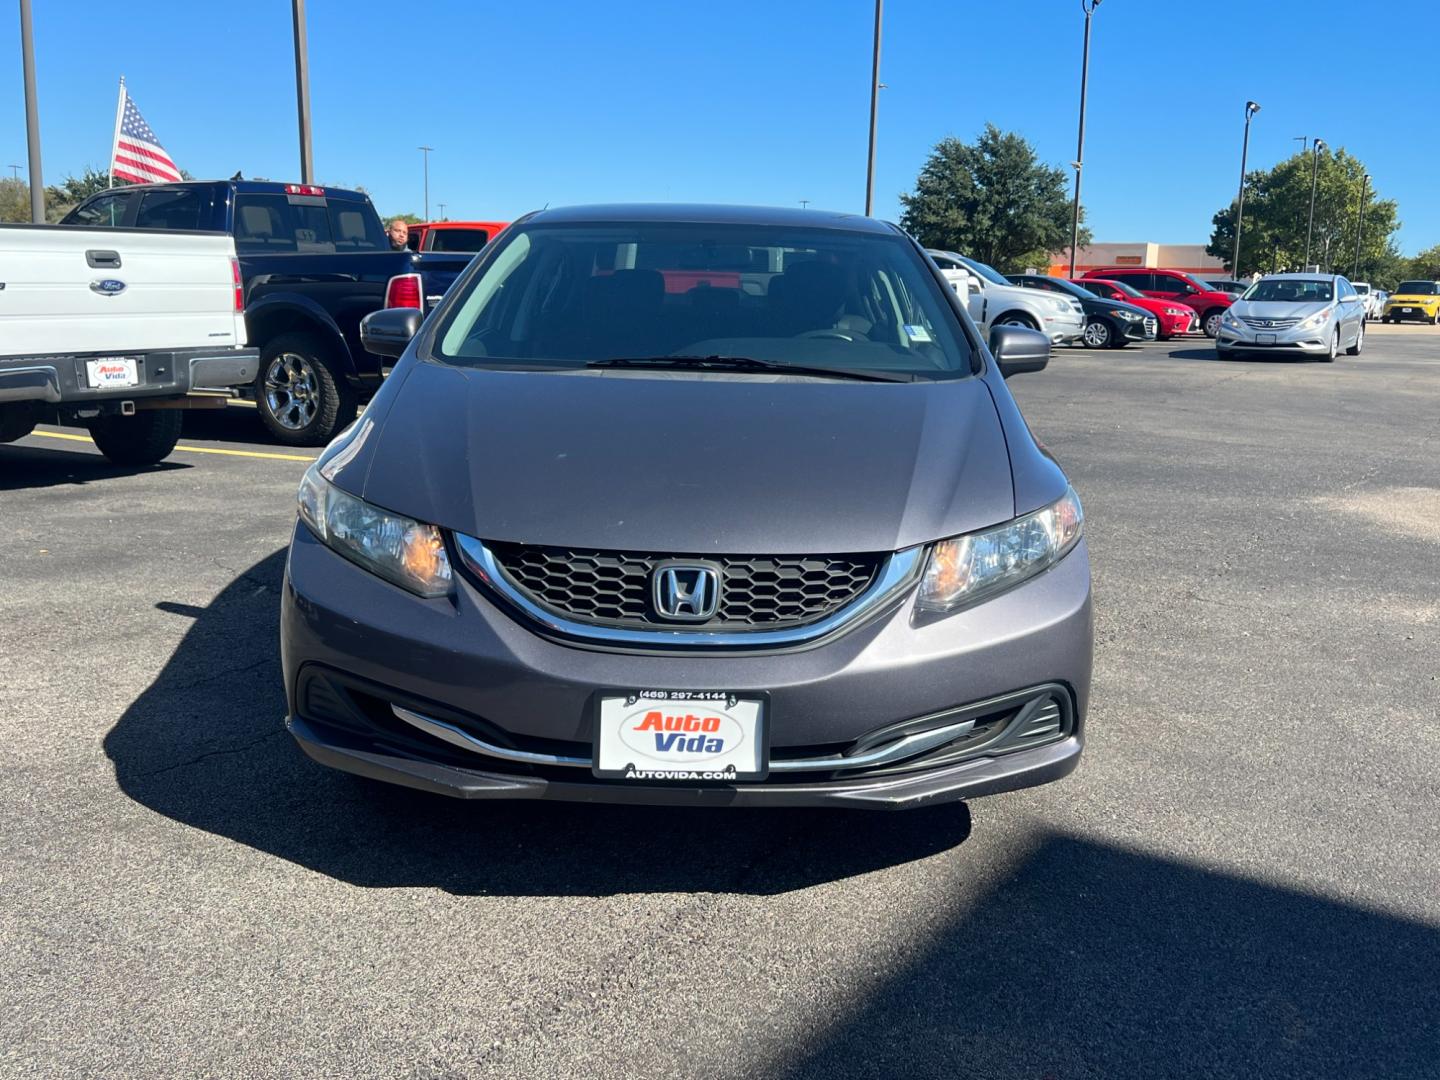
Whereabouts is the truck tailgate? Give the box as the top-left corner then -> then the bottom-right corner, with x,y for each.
0,225 -> 245,358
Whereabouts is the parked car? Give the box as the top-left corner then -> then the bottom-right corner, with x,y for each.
1380,281 -> 1440,324
928,251 -> 1086,345
283,204 -> 1093,809
1081,267 -> 1236,338
406,220 -> 509,253
0,222 -> 258,465
1215,273 -> 1366,361
1007,274 -> 1155,348
1350,281 -> 1382,320
61,180 -> 473,445
1205,279 -> 1250,295
1076,278 -> 1198,339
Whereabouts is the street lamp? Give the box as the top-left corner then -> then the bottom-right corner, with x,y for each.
437,201 -> 447,221
417,146 -> 433,221
1231,100 -> 1261,279
291,0 -> 314,184
1068,0 -> 1101,278
1352,173 -> 1370,279
18,0 -> 45,222
863,0 -> 883,216
1304,139 -> 1325,268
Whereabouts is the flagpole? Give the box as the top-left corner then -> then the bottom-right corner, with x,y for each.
109,77 -> 126,189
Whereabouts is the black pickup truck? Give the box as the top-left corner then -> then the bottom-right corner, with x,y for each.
61,180 -> 470,445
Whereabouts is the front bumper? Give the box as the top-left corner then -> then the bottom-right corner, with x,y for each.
281,525 -> 1093,809
1383,304 -> 1438,322
1216,321 -> 1333,354
1044,313 -> 1087,344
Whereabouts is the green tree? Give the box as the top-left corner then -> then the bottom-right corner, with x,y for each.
0,178 -> 31,223
1207,147 -> 1401,284
1406,244 -> 1440,281
385,212 -> 423,225
899,125 -> 1086,272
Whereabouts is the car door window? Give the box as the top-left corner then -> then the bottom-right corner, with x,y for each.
1153,275 -> 1189,296
136,188 -> 207,230
1112,272 -> 1152,291
66,191 -> 136,228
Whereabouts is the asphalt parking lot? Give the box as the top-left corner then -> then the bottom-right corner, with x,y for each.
2,324 -> 1437,1079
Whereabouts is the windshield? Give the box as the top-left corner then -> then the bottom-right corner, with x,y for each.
434,222 -> 973,378
1352,283 -> 1370,294
1179,274 -> 1215,293
1094,279 -> 1144,299
955,255 -> 1011,287
1242,278 -> 1334,303
1020,276 -> 1092,300
1395,281 -> 1439,295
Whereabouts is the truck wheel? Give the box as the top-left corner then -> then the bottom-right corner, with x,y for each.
87,410 -> 183,466
0,405 -> 39,444
256,333 -> 356,447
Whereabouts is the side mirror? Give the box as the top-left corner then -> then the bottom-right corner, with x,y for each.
990,325 -> 1050,379
361,307 -> 423,359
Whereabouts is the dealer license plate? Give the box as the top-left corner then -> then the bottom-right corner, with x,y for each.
1401,307 -> 1414,313
593,691 -> 767,781
1257,333 -> 1276,345
85,357 -> 140,389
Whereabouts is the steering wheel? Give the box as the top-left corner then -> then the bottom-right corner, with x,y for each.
798,329 -> 858,342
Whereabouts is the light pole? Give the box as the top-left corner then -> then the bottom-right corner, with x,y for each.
291,0 -> 314,184
437,201 -> 446,221
417,146 -> 433,221
18,0 -> 45,222
7,164 -> 21,180
1231,100 -> 1261,278
863,0 -> 883,216
1303,139 -> 1325,268
1068,0 -> 1101,278
1352,173 -> 1370,279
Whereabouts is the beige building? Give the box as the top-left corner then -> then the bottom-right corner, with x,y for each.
1045,242 -> 1226,278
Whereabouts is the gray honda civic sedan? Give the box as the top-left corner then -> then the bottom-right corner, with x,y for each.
281,205 -> 1092,809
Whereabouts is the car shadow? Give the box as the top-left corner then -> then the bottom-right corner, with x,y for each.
0,443 -> 189,490
104,549 -> 973,897
770,833 -> 1440,1079
1167,347 -> 1314,364
180,404 -> 288,447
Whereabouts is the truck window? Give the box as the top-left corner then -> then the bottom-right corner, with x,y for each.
426,227 -> 490,253
67,191 -> 135,228
235,195 -> 298,252
136,188 -> 207,230
329,206 -> 385,251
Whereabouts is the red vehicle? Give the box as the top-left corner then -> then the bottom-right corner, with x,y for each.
405,220 -> 509,253
1081,267 -> 1235,338
1074,278 -> 1198,339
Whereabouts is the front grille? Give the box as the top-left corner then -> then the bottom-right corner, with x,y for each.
1241,316 -> 1299,329
1143,317 -> 1157,334
487,543 -> 882,630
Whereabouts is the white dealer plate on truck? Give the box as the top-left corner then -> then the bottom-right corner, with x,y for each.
85,357 -> 140,389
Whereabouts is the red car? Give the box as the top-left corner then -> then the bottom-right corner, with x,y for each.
406,220 -> 509,253
1081,267 -> 1235,338
1074,278 -> 1198,339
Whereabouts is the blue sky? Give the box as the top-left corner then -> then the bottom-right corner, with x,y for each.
3,0 -> 1433,253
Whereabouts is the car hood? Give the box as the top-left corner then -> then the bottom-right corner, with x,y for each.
1231,300 -> 1330,320
350,361 -> 1016,555
1082,297 -> 1152,319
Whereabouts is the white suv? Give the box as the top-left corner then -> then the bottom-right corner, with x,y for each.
928,250 -> 1085,345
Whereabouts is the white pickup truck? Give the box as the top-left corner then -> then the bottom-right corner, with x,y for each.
0,224 -> 259,465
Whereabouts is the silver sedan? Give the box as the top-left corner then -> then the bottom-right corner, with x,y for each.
1215,274 -> 1367,361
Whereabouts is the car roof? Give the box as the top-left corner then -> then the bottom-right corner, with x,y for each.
1255,272 -> 1342,281
95,178 -> 370,201
520,203 -> 898,234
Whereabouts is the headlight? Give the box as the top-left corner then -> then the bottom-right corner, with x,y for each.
1222,310 -> 1244,327
1108,308 -> 1141,321
1046,297 -> 1072,313
1163,307 -> 1188,317
1297,307 -> 1333,330
917,488 -> 1083,613
298,463 -> 453,597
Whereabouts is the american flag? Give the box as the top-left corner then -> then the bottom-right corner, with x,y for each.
110,89 -> 182,184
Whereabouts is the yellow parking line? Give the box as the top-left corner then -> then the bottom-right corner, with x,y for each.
31,429 -> 315,462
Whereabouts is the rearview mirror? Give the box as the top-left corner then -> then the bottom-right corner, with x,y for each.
361,308 -> 423,359
990,325 -> 1050,379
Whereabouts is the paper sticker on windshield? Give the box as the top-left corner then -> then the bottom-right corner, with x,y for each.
904,324 -> 933,343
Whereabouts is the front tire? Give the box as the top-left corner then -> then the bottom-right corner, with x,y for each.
256,333 -> 357,447
1082,319 -> 1113,349
1346,321 -> 1364,356
1202,309 -> 1225,338
1320,328 -> 1339,363
87,410 -> 183,466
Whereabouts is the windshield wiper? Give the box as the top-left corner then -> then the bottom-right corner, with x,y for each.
584,355 -> 914,383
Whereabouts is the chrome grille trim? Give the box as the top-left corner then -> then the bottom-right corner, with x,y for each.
1241,316 -> 1300,329
454,533 -> 923,649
